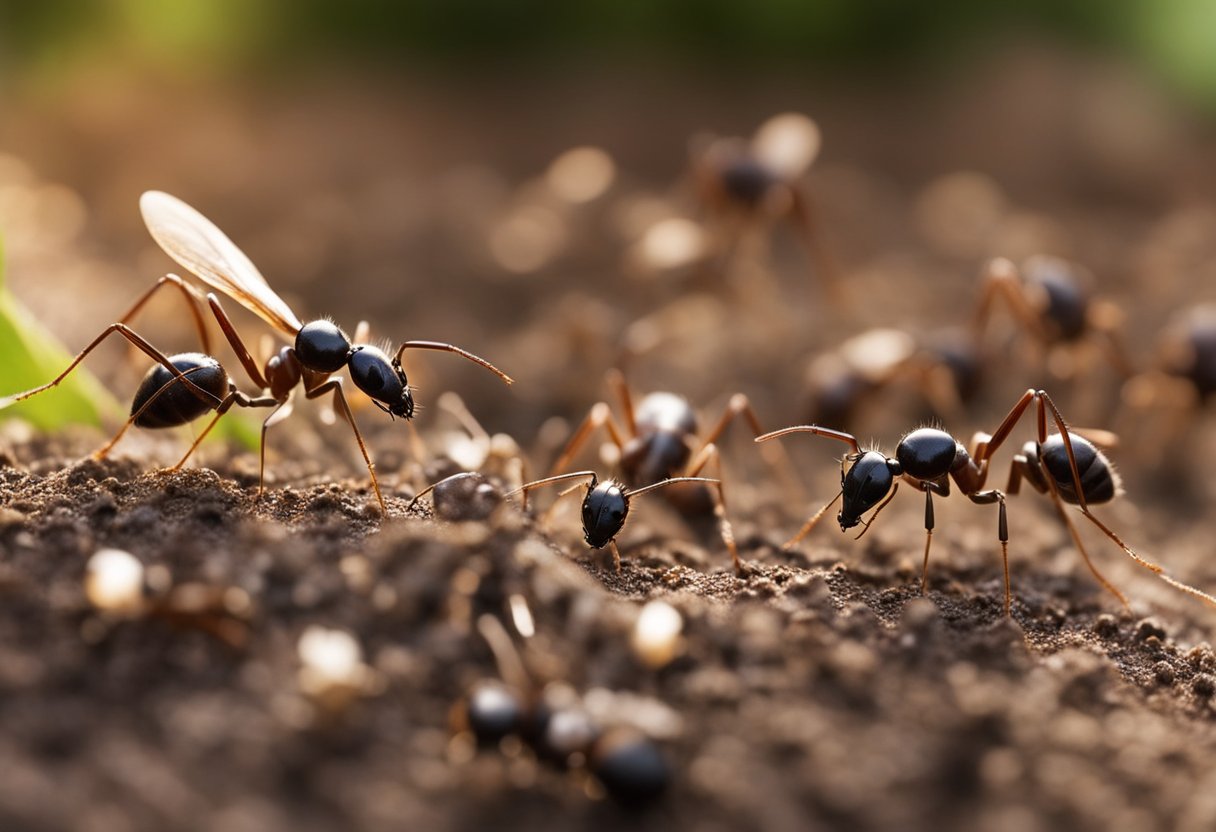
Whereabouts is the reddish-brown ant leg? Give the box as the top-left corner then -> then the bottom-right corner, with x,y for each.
93,364 -> 212,459
1038,391 -> 1216,608
606,368 -> 638,438
171,390 -> 280,472
788,185 -> 845,304
204,294 -> 269,389
255,399 -> 295,498
304,379 -> 385,513
972,258 -> 1051,342
117,273 -> 213,355
694,393 -> 804,499
783,490 -> 841,551
908,479 -> 949,594
548,403 -> 629,478
0,323 -> 221,414
685,442 -> 741,572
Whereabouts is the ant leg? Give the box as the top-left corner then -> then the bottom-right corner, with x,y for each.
93,365 -> 212,459
1005,453 -> 1048,496
1042,480 -> 1131,608
0,323 -> 221,412
695,393 -> 804,499
783,491 -> 841,551
395,341 -> 513,385
548,403 -> 627,477
606,368 -> 638,438
972,258 -> 1050,342
116,273 -> 212,355
256,399 -> 295,499
609,540 -> 623,573
975,388 -> 1038,464
685,442 -> 742,573
171,391 -> 280,472
353,321 -> 371,345
204,294 -> 269,389
921,489 -> 935,594
911,480 -> 950,594
788,185 -> 846,304
304,379 -> 386,514
1087,299 -> 1134,378
968,490 -> 1011,615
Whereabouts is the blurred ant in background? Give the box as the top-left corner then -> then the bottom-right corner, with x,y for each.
686,112 -> 842,299
456,615 -> 671,807
545,368 -> 798,572
1119,303 -> 1216,466
973,255 -> 1134,381
804,327 -> 985,433
759,389 -> 1216,615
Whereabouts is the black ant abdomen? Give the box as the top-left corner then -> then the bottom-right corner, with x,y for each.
1017,434 -> 1119,505
130,353 -> 227,428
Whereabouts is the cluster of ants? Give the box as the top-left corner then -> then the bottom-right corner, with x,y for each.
3,123 -> 1215,625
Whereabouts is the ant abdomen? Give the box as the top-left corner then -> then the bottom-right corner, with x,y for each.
1039,434 -> 1119,505
621,431 -> 690,487
131,353 -> 226,428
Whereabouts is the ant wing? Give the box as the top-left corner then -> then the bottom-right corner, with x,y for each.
140,191 -> 303,336
751,113 -> 821,181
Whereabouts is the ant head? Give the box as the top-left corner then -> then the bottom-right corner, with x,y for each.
581,480 -> 629,549
295,320 -> 352,373
838,451 -> 900,530
349,346 -> 414,419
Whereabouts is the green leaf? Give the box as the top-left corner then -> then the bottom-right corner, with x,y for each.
0,236 -> 123,428
0,236 -> 260,451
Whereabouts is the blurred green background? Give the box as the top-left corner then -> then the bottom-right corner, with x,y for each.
2,0 -> 1215,108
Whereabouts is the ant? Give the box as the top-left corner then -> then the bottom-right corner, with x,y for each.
688,112 -> 841,298
805,327 -> 984,432
1122,304 -> 1216,416
758,389 -> 1216,615
457,614 -> 671,806
507,470 -> 720,572
547,368 -> 796,572
973,256 -> 1133,380
0,275 -> 280,467
133,190 -> 513,511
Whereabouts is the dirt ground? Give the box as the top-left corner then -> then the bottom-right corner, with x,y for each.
1,417 -> 1215,832
4,46 -> 1216,832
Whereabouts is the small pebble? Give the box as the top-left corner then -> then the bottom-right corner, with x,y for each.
84,548 -> 146,616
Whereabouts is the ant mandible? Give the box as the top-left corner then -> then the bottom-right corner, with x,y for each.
758,389 -> 1216,615
547,368 -> 797,572
506,470 -> 719,573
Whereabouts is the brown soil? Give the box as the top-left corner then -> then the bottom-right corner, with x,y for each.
1,427 -> 1215,832
4,46 -> 1216,832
